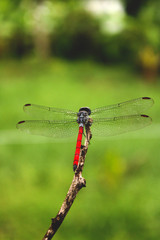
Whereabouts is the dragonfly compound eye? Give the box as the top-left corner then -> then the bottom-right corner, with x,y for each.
79,107 -> 91,115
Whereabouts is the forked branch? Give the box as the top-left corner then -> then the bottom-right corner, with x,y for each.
42,121 -> 92,240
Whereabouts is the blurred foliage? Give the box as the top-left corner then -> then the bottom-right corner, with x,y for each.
138,46 -> 159,81
122,0 -> 151,16
51,9 -> 102,59
0,0 -> 159,69
51,9 -> 145,63
98,151 -> 126,189
0,58 -> 160,239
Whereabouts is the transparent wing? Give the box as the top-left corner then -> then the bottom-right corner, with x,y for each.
23,104 -> 77,121
16,120 -> 78,138
91,115 -> 152,137
91,97 -> 154,119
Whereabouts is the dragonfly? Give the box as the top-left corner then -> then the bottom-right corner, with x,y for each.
17,97 -> 154,171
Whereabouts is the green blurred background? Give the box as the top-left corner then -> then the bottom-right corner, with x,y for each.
0,0 -> 160,239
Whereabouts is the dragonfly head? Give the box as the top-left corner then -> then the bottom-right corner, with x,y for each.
79,107 -> 91,115
77,107 -> 91,125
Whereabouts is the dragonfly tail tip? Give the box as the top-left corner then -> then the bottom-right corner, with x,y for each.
73,164 -> 77,172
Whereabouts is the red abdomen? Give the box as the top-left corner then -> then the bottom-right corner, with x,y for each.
73,126 -> 83,171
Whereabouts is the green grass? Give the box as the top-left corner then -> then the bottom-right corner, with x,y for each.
0,58 -> 160,240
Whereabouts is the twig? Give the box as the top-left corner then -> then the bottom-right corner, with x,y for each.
42,121 -> 92,240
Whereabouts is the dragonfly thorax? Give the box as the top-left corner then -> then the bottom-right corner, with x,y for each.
77,108 -> 91,126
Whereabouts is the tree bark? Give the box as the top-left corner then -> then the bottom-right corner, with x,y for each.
42,120 -> 92,240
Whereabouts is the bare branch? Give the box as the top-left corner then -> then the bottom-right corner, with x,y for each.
42,121 -> 92,240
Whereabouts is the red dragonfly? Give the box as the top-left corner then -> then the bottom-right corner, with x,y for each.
17,97 -> 153,171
